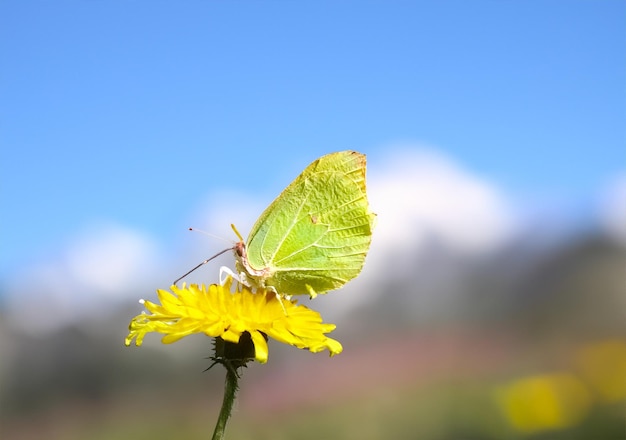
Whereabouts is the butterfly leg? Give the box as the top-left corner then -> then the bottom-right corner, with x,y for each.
219,266 -> 241,285
266,285 -> 293,315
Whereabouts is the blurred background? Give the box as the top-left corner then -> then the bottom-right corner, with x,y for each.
1,1 -> 624,439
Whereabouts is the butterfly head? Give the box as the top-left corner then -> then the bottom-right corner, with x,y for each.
234,240 -> 245,258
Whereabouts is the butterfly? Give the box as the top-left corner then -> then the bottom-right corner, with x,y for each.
232,150 -> 375,298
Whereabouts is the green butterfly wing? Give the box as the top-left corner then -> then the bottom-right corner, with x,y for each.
237,151 -> 375,297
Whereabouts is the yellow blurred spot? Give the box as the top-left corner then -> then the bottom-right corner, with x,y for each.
576,340 -> 626,403
495,373 -> 591,434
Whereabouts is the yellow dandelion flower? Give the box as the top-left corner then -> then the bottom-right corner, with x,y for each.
125,276 -> 342,364
495,373 -> 591,434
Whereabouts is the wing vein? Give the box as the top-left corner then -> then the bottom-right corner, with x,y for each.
264,181 -> 311,264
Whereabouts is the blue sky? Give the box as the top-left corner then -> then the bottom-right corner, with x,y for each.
1,1 -> 624,282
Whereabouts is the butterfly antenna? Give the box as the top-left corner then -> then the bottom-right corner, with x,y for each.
173,247 -> 233,285
188,227 -> 233,245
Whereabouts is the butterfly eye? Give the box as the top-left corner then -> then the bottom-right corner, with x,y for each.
234,242 -> 245,257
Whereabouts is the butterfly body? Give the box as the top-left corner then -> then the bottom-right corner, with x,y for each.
234,150 -> 375,298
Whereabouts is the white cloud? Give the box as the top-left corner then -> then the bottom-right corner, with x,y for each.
65,225 -> 158,295
5,223 -> 159,334
368,147 -> 514,258
599,174 -> 626,245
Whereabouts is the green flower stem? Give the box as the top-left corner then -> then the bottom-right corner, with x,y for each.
211,365 -> 239,440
